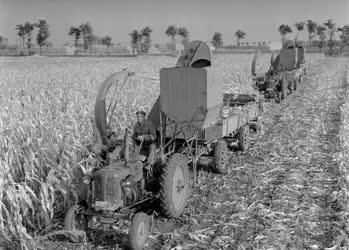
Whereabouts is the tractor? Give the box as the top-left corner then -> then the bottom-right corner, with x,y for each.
251,41 -> 306,102
64,40 -> 263,249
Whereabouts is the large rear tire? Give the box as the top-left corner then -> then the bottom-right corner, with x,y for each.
238,124 -> 250,152
213,140 -> 229,174
129,212 -> 150,250
64,205 -> 88,243
160,153 -> 190,218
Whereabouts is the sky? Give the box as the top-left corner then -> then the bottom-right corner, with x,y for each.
1,0 -> 349,46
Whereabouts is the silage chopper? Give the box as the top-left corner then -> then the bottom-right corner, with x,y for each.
251,41 -> 306,102
64,40 -> 264,249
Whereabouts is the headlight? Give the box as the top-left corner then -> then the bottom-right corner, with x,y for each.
82,175 -> 92,185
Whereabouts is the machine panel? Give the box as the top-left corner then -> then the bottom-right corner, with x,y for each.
160,66 -> 223,139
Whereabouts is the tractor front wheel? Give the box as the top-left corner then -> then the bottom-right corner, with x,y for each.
213,139 -> 229,174
129,212 -> 150,250
238,124 -> 250,152
160,153 -> 190,218
64,205 -> 88,243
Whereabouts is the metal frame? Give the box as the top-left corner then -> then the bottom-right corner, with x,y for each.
156,110 -> 219,184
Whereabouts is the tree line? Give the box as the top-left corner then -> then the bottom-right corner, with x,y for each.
128,25 -> 190,54
15,20 -> 50,55
5,19 -> 349,56
212,29 -> 246,49
277,19 -> 349,54
211,19 -> 349,54
68,23 -> 113,55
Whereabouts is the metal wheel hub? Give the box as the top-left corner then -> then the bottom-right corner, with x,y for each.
172,165 -> 185,210
136,221 -> 147,242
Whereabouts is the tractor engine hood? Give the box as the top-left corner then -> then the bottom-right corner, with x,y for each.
92,158 -> 143,211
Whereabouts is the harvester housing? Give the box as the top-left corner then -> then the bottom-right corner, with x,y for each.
150,40 -> 263,173
252,41 -> 306,102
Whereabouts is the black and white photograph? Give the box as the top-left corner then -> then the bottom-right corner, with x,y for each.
0,0 -> 349,249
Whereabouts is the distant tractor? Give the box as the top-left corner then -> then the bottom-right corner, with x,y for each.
64,40 -> 263,249
251,41 -> 306,102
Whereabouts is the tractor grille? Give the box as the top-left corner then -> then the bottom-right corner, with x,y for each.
105,175 -> 119,200
92,169 -> 122,210
93,175 -> 103,201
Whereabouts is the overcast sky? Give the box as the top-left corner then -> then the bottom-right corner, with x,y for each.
1,0 -> 349,46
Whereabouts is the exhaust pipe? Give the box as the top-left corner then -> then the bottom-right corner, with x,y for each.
124,128 -> 130,162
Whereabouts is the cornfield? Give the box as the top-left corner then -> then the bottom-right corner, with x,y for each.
0,54 -> 326,248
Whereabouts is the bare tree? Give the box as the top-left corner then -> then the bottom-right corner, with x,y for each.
35,19 -> 50,55
68,26 -> 81,54
24,22 -> 35,54
101,36 -> 113,48
324,19 -> 336,54
235,29 -> 246,46
294,21 -> 305,43
79,22 -> 93,55
16,24 -> 26,54
0,36 -> 8,55
165,25 -> 177,42
165,25 -> 178,52
316,25 -> 326,52
129,30 -> 142,54
178,27 -> 190,46
212,32 -> 223,49
337,25 -> 349,53
306,20 -> 317,51
140,26 -> 152,53
278,24 -> 292,45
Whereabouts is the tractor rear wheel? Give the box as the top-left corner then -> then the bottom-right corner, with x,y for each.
281,77 -> 287,100
64,205 -> 88,243
213,139 -> 229,174
160,153 -> 190,218
238,124 -> 250,152
129,212 -> 150,250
